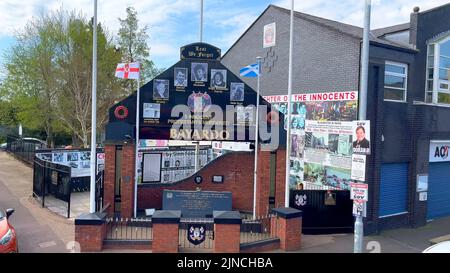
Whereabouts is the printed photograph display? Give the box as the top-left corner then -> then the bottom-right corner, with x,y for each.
153,79 -> 170,100
143,103 -> 161,119
230,82 -> 244,101
210,69 -> 227,88
174,67 -> 188,87
265,91 -> 358,190
191,63 -> 208,82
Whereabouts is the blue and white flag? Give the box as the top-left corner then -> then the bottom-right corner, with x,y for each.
240,63 -> 260,78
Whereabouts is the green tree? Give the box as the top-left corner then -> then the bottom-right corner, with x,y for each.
1,9 -> 123,147
117,7 -> 163,93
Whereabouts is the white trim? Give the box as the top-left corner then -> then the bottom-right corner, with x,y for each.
384,61 -> 408,102
384,99 -> 408,103
430,140 -> 450,144
413,100 -> 450,108
378,211 -> 408,219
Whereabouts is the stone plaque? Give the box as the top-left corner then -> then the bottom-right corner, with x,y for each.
162,190 -> 232,218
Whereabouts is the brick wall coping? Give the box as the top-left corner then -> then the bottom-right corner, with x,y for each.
213,211 -> 242,224
74,212 -> 107,226
152,210 -> 181,224
239,238 -> 280,251
272,207 -> 303,219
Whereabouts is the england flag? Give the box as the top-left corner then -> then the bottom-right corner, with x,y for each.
115,62 -> 140,79
239,63 -> 260,78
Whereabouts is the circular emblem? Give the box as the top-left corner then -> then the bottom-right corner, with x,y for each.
187,92 -> 212,112
114,105 -> 129,120
266,111 -> 279,124
194,175 -> 203,184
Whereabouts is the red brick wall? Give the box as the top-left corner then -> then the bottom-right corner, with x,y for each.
120,144 -> 135,218
255,151 -> 270,217
152,223 -> 179,253
137,152 -> 255,212
275,149 -> 287,208
104,145 -> 116,215
276,217 -> 302,251
214,224 -> 240,253
75,224 -> 106,252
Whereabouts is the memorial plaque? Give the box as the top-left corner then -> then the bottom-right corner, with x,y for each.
162,190 -> 232,218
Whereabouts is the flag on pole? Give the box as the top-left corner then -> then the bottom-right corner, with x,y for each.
115,62 -> 140,79
240,63 -> 260,78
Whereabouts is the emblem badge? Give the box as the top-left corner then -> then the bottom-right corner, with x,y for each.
295,194 -> 307,207
187,224 -> 206,245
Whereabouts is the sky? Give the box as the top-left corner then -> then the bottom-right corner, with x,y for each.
0,0 -> 449,71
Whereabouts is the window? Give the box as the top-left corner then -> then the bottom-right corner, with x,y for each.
384,61 -> 408,101
426,36 -> 450,104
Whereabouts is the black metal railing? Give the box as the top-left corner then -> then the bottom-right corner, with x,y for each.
105,217 -> 153,241
179,218 -> 214,250
240,214 -> 278,244
6,135 -> 46,164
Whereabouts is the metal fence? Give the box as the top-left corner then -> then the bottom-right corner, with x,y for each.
6,135 -> 47,164
240,214 -> 278,244
33,156 -> 72,218
179,218 -> 214,250
105,217 -> 153,241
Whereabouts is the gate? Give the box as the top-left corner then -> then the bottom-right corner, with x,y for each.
178,218 -> 214,251
290,189 -> 353,234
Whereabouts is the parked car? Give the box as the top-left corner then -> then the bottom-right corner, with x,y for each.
423,241 -> 450,253
0,143 -> 6,151
0,208 -> 18,253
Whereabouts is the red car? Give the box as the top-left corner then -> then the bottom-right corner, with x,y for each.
0,208 -> 18,253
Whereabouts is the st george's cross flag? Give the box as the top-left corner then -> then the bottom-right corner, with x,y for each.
239,63 -> 260,78
115,62 -> 140,79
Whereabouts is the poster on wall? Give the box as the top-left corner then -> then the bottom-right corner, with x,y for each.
143,153 -> 162,182
264,91 -> 358,190
263,22 -> 276,48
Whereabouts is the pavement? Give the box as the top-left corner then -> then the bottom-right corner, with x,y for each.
1,150 -> 450,253
0,151 -> 73,252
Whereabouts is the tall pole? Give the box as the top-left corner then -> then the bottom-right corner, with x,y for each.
354,0 -> 371,254
134,75 -> 140,218
253,57 -> 262,219
285,0 -> 294,207
200,0 -> 204,42
89,0 -> 98,214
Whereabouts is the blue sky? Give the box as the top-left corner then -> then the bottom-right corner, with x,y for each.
0,0 -> 449,71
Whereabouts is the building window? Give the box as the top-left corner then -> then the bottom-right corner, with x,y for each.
426,37 -> 450,104
384,61 -> 408,101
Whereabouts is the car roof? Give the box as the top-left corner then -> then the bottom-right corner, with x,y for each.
423,241 -> 450,253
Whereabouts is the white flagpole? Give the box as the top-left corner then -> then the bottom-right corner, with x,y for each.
253,57 -> 262,219
200,0 -> 204,42
134,70 -> 140,218
89,0 -> 98,214
285,0 -> 294,207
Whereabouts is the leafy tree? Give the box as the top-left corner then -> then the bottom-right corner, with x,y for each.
117,7 -> 163,92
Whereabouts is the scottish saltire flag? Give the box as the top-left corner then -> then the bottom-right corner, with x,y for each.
240,63 -> 260,78
115,62 -> 140,79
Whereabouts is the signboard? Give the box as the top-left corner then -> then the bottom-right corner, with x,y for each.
36,149 -> 104,178
417,174 -> 428,192
106,43 -> 283,144
429,140 -> 450,162
352,120 -> 371,155
351,154 -> 366,181
350,183 -> 368,202
265,91 -> 358,191
353,201 -> 367,217
263,23 -> 276,48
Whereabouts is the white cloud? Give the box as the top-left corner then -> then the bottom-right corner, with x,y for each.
273,0 -> 450,29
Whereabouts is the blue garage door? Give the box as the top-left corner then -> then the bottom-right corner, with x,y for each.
428,162 -> 450,220
379,163 -> 408,217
